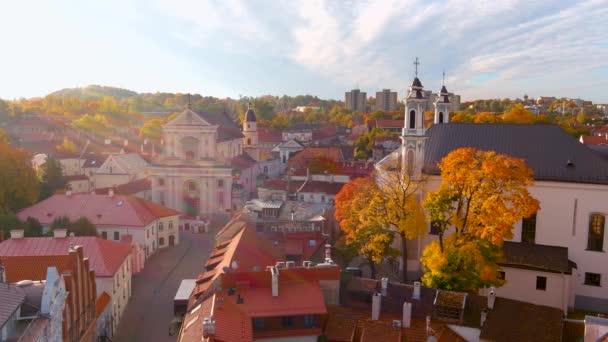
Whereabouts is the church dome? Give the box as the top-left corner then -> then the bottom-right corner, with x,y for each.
245,104 -> 257,122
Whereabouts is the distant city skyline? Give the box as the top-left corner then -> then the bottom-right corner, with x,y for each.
1,0 -> 607,102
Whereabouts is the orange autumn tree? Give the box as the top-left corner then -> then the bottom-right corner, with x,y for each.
421,147 -> 539,292
335,177 -> 397,279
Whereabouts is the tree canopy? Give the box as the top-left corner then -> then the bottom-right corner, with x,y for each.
0,143 -> 39,213
421,147 -> 539,292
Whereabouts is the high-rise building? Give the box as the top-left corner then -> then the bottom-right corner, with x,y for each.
345,89 -> 367,113
375,89 -> 398,112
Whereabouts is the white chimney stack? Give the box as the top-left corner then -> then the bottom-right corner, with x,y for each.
53,229 -> 67,238
480,309 -> 488,326
202,316 -> 216,337
66,190 -> 72,197
10,229 -> 24,239
324,244 -> 333,264
413,281 -> 421,300
372,293 -> 382,320
488,287 -> 496,310
402,302 -> 412,328
381,278 -> 388,296
271,266 -> 279,297
108,188 -> 114,198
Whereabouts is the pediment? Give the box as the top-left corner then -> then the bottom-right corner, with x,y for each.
164,109 -> 212,127
278,139 -> 304,149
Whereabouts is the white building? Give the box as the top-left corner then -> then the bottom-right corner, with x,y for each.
93,153 -> 149,189
379,70 -> 608,312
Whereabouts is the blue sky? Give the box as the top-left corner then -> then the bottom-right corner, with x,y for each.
1,0 -> 607,102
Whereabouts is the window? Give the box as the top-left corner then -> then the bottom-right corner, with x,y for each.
281,316 -> 293,328
429,223 -> 441,235
159,237 -> 165,246
168,222 -> 173,230
321,196 -> 326,202
247,138 -> 251,145
536,276 -> 547,290
158,222 -> 164,231
409,110 -> 416,129
438,112 -> 444,123
263,166 -> 268,174
587,214 -> 605,251
114,231 -> 119,241
498,271 -> 505,281
217,179 -> 224,187
158,178 -> 165,186
146,229 -> 149,238
522,212 -> 537,244
188,182 -> 196,192
304,315 -> 316,328
101,231 -> 107,239
585,272 -> 601,286
253,318 -> 264,330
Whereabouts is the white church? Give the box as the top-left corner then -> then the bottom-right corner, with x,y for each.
380,65 -> 608,313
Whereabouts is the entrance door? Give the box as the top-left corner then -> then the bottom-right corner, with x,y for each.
169,235 -> 175,246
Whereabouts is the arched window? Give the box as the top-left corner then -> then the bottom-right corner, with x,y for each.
188,181 -> 197,192
438,112 -> 444,123
247,138 -> 251,145
409,110 -> 416,129
407,150 -> 414,175
588,213 -> 605,251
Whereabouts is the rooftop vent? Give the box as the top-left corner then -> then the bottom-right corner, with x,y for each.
566,160 -> 574,167
16,280 -> 34,287
236,294 -> 244,304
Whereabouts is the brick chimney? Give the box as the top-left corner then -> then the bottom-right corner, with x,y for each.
53,229 -> 68,238
10,229 -> 24,239
402,302 -> 412,328
271,266 -> 279,297
371,292 -> 381,320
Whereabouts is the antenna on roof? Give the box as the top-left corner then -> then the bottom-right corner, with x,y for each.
442,69 -> 446,86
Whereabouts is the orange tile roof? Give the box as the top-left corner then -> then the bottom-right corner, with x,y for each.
0,255 -> 73,282
325,314 -> 357,341
357,320 -> 402,342
580,135 -> 608,145
288,147 -> 344,170
95,292 -> 111,317
0,236 -> 132,277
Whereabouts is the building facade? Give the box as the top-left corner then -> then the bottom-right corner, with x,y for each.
375,89 -> 398,112
345,89 -> 367,113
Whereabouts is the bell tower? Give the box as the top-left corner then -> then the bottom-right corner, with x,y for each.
243,103 -> 260,161
401,57 -> 427,178
434,71 -> 451,124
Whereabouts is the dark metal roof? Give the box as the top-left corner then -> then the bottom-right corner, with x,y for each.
440,85 -> 448,94
245,108 -> 257,122
411,77 -> 423,88
501,241 -> 574,274
424,124 -> 608,184
194,110 -> 244,142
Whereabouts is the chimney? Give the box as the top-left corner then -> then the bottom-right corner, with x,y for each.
109,188 -> 114,198
324,244 -> 333,264
53,229 -> 68,238
10,229 -> 24,239
66,190 -> 72,197
402,302 -> 412,328
371,292 -> 381,320
68,243 -> 76,252
271,266 -> 279,297
306,167 -> 311,180
480,309 -> 488,326
124,139 -> 128,147
202,316 -> 216,337
285,261 -> 295,269
487,287 -> 496,310
413,281 -> 421,300
381,277 -> 388,296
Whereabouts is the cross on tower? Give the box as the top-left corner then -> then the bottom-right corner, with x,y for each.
413,57 -> 420,77
442,70 -> 446,86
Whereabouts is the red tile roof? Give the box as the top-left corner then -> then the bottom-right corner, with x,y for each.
0,255 -> 74,282
64,175 -> 90,181
288,147 -> 344,171
258,128 -> 283,143
261,179 -> 305,193
299,181 -> 345,195
231,153 -> 258,170
367,120 -> 403,129
312,126 -> 338,140
0,236 -> 131,277
580,135 -> 608,145
17,193 -> 180,228
337,161 -> 375,178
115,178 -> 151,195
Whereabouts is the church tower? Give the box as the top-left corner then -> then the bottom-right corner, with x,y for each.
434,72 -> 451,124
401,57 -> 427,178
243,103 -> 260,161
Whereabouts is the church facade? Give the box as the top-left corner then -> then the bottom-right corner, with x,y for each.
380,69 -> 608,312
148,105 -> 260,216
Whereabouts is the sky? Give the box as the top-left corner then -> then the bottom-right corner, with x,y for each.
0,0 -> 607,102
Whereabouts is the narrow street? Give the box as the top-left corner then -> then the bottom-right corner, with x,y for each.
114,231 -> 214,342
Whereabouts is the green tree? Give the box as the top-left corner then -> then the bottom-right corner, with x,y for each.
39,155 -> 66,200
50,216 -> 71,230
69,217 -> 97,236
0,143 -> 39,213
0,213 -> 24,238
24,217 -> 43,237
0,128 -> 10,145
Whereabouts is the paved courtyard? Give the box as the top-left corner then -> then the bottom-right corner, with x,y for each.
114,231 -> 214,342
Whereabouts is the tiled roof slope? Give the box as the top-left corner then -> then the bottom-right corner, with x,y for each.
0,284 -> 26,327
17,193 -> 180,227
195,110 -> 244,142
424,124 -> 608,184
0,255 -> 74,282
0,236 -> 131,277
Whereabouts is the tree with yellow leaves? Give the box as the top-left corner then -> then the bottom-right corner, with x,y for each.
375,162 -> 427,282
335,177 -> 397,279
0,143 -> 39,213
421,147 -> 539,292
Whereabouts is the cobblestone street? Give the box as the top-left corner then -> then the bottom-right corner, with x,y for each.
114,231 -> 214,342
